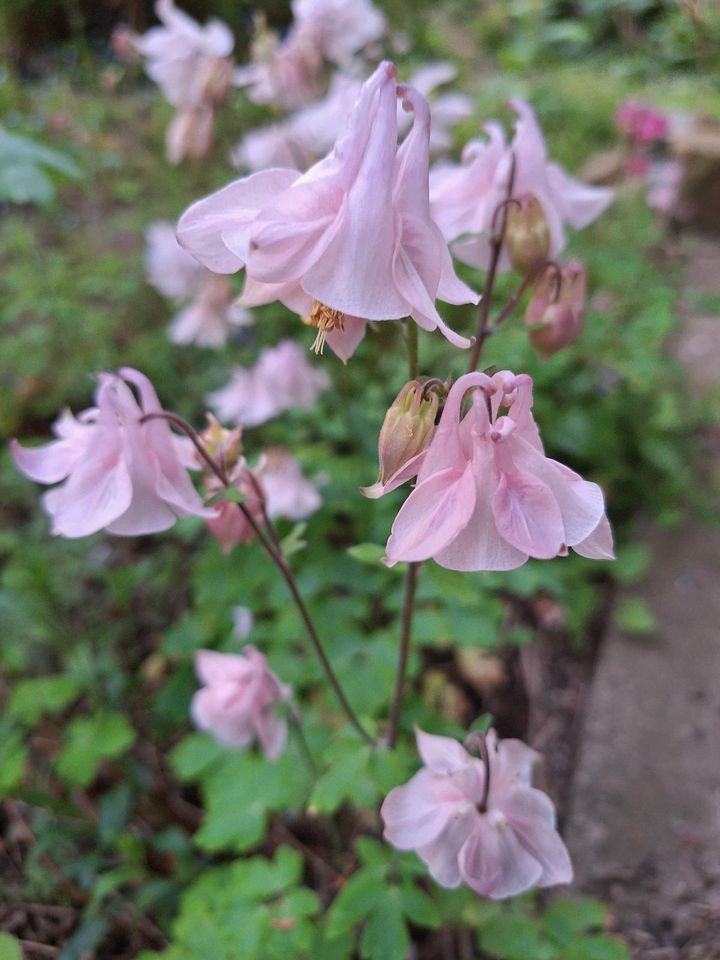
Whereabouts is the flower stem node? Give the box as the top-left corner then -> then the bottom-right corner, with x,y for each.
504,193 -> 551,275
198,414 -> 243,473
361,380 -> 439,500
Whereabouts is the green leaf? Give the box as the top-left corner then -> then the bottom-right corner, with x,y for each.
56,712 -> 135,787
0,728 -> 27,793
564,935 -> 630,960
615,596 -> 656,635
360,887 -> 409,960
170,731 -> 228,780
479,914 -> 548,960
347,543 -> 387,566
9,674 -> 82,726
309,745 -> 375,813
326,866 -> 387,938
399,884 -> 441,929
280,522 -> 307,558
543,897 -> 607,945
0,933 -> 22,960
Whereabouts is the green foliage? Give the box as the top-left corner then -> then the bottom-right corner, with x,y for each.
56,711 -> 136,787
0,130 -> 81,206
0,934 -> 22,960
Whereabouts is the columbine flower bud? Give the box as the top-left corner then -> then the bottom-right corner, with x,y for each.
504,193 -> 551,275
361,380 -> 439,500
525,261 -> 586,358
199,414 -> 243,472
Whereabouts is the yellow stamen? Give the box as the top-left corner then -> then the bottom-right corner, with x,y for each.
304,300 -> 345,355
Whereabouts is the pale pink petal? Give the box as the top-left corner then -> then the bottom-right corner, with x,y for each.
195,649 -> 252,685
385,464 -> 477,565
177,168 -> 300,273
573,513 -> 614,560
492,465 -> 566,559
382,768 -> 466,851
324,315 -> 367,362
458,816 -> 543,899
10,438 -> 84,484
500,789 -> 573,887
546,162 -> 613,230
49,441 -> 133,538
415,728 -> 472,773
417,807 -> 478,888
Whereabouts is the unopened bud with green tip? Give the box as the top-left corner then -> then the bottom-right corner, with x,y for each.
504,194 -> 551,275
361,381 -> 439,500
198,414 -> 243,473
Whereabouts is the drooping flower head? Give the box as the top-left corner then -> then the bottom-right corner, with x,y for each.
430,99 -> 613,272
11,368 -> 213,538
178,62 -> 478,349
381,728 -> 573,899
192,646 -> 292,760
385,370 -> 613,571
134,0 -> 235,162
524,260 -> 587,358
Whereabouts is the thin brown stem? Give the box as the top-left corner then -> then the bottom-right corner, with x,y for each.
489,258 -> 562,333
141,410 -> 373,745
466,153 -> 517,373
465,730 -> 491,813
387,561 -> 420,748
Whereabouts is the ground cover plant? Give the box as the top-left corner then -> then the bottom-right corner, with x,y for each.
1,2 -> 715,958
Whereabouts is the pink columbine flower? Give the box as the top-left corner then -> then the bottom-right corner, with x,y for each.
11,368 -> 213,538
384,371 -> 613,571
134,0 -> 234,162
204,463 -> 265,553
208,340 -> 329,427
234,20 -> 324,111
259,448 -> 321,521
291,0 -> 386,66
145,221 -> 252,348
430,99 -> 613,272
381,728 -> 573,899
177,62 -> 478,349
192,646 -> 291,759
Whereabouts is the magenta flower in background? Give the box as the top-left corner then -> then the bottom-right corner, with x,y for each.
11,368 -> 213,538
145,221 -> 252,348
430,99 -> 613,271
260,448 -> 322,521
208,340 -> 330,428
385,370 -> 613,571
615,100 -> 669,144
192,646 -> 292,759
178,62 -> 477,349
381,728 -> 573,899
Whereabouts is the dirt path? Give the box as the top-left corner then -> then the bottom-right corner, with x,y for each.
565,236 -> 720,959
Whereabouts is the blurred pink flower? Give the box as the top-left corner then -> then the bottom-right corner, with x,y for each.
647,159 -> 684,215
204,463 -> 265,553
178,62 -> 477,348
615,100 -> 668,143
384,370 -> 613,570
208,340 -> 329,427
135,0 -> 234,108
381,728 -> 573,899
11,368 -> 212,538
401,62 -> 473,154
430,99 -> 613,271
135,0 -> 234,162
260,448 -> 321,520
291,0 -> 386,66
145,222 -> 252,348
192,646 -> 291,759
234,22 -> 324,111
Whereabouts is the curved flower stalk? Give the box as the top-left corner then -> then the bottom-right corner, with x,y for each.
145,222 -> 252,348
208,340 -> 330,428
430,99 -> 613,271
192,646 -> 292,760
11,368 -> 214,538
178,62 -> 478,351
134,0 -> 235,163
385,370 -> 613,570
381,728 -> 573,899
